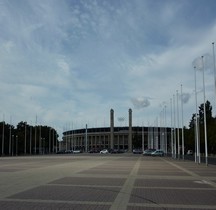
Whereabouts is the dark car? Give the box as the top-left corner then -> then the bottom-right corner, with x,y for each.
133,149 -> 142,154
56,150 -> 65,154
89,148 -> 100,153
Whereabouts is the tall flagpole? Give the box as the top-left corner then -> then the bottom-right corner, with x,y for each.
164,105 -> 167,154
2,114 -> 5,156
142,122 -> 144,152
170,98 -> 173,158
212,42 -> 216,165
194,66 -> 199,163
176,90 -> 180,159
24,122 -> 27,155
181,84 -> 185,160
35,115 -> 37,154
173,94 -> 176,159
201,56 -> 208,166
9,116 -> 12,156
212,42 -> 216,107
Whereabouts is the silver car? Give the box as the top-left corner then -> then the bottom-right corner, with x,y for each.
151,150 -> 164,156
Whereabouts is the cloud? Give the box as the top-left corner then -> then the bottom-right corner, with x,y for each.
192,53 -> 213,71
131,97 -> 151,109
1,0 -> 216,134
181,93 -> 191,104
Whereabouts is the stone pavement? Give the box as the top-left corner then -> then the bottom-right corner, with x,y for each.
0,154 -> 216,210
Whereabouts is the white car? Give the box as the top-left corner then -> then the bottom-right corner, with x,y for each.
73,150 -> 82,154
187,150 -> 193,155
100,149 -> 109,154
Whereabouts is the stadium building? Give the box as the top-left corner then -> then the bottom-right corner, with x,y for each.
62,109 -> 172,153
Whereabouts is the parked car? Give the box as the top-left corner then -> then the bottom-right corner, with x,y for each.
100,149 -> 109,154
73,149 -> 82,154
65,150 -> 73,154
133,149 -> 142,154
89,148 -> 100,153
56,150 -> 65,154
109,149 -> 119,154
187,150 -> 193,155
151,150 -> 164,156
143,149 -> 156,156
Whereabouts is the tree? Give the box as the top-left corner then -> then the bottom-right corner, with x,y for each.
199,100 -> 213,124
187,100 -> 216,154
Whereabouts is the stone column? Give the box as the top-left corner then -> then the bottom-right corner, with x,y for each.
110,109 -> 114,149
128,108 -> 132,152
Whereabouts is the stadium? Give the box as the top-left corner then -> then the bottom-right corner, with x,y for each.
62,109 -> 171,153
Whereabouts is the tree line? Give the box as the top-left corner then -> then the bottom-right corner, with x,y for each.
185,100 -> 216,154
0,121 -> 58,156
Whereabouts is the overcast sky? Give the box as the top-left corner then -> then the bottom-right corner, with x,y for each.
1,0 -> 216,137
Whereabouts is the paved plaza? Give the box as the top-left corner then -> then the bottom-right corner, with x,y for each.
0,154 -> 216,210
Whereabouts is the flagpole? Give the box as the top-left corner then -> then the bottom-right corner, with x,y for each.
194,66 -> 199,163
173,94 -> 176,159
2,114 -> 5,156
181,84 -> 185,160
201,56 -> 208,166
170,98 -> 174,158
212,42 -> 216,107
9,116 -> 12,156
142,122 -> 144,152
35,115 -> 37,154
176,90 -> 180,159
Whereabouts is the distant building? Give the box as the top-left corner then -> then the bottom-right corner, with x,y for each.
62,109 -> 171,153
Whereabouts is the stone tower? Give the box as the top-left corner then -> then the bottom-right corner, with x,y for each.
128,108 -> 132,152
110,109 -> 114,149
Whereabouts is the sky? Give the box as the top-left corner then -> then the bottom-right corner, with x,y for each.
1,0 -> 216,138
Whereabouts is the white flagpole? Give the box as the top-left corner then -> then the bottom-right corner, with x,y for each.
201,56 -> 208,166
1,120 -> 4,155
194,66 -> 199,163
142,122 -> 144,152
212,42 -> 216,108
24,122 -> 27,155
173,94 -> 176,159
170,98 -> 173,158
9,116 -> 12,156
35,115 -> 37,154
176,90 -> 180,159
181,84 -> 185,160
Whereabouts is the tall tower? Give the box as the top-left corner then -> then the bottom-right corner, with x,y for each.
128,108 -> 132,152
110,109 -> 114,149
